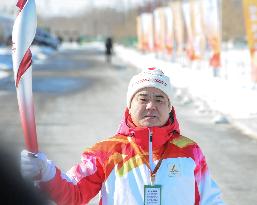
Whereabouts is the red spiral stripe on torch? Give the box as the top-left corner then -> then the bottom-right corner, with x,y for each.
16,49 -> 32,87
17,0 -> 27,10
15,0 -> 32,88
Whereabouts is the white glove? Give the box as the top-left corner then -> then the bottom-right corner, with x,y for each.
21,150 -> 56,182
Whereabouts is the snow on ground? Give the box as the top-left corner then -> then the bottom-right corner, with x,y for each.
0,70 -> 8,79
30,45 -> 56,62
0,46 -> 12,70
0,45 -> 56,73
59,41 -> 105,52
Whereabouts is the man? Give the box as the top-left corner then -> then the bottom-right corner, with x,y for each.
105,37 -> 113,63
21,68 -> 225,205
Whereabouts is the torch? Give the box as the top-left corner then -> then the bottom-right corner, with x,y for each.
12,0 -> 38,153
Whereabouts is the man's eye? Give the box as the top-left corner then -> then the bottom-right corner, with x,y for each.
156,98 -> 165,103
139,98 -> 147,102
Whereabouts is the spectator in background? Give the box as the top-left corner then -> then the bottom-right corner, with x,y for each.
105,37 -> 113,63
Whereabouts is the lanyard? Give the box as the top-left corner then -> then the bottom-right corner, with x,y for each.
128,130 -> 169,186
148,129 -> 168,185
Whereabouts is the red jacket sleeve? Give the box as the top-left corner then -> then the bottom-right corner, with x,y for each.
193,145 -> 225,205
40,154 -> 105,205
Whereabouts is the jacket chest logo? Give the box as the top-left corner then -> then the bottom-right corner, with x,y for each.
167,162 -> 181,177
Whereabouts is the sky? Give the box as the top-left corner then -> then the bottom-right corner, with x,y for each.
0,0 -> 150,17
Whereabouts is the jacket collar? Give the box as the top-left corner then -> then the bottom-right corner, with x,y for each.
116,107 -> 180,150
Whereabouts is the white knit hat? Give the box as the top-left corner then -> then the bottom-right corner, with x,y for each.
127,67 -> 172,108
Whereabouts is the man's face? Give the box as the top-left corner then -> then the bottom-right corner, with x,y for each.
129,87 -> 171,127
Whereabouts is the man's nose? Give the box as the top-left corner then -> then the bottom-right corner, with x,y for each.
146,100 -> 156,109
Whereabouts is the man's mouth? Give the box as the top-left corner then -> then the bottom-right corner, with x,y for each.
144,115 -> 156,118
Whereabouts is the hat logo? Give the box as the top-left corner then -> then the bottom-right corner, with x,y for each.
133,78 -> 167,87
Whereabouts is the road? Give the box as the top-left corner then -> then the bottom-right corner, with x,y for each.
0,44 -> 256,205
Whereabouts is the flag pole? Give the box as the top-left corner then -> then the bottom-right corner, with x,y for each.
12,0 -> 38,153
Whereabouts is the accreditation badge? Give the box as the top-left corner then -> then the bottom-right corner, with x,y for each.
144,185 -> 162,205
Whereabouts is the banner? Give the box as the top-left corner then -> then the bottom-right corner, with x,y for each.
202,0 -> 221,68
153,8 -> 166,53
171,1 -> 185,56
164,7 -> 174,55
136,16 -> 143,50
141,13 -> 154,52
182,0 -> 195,60
192,0 -> 205,60
243,0 -> 257,82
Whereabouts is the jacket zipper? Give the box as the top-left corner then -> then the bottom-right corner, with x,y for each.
148,128 -> 154,172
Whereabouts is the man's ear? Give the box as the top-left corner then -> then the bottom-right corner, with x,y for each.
169,103 -> 173,112
169,109 -> 174,123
